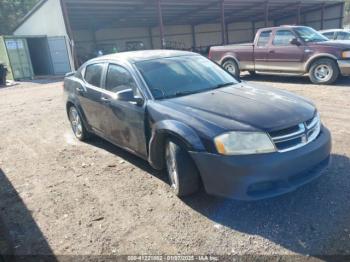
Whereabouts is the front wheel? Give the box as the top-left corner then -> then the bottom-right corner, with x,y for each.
165,139 -> 200,197
309,58 -> 339,85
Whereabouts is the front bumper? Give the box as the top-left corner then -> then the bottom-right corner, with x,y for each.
190,127 -> 331,201
337,60 -> 350,76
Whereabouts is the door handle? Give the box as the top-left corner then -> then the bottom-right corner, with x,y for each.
101,96 -> 111,104
269,50 -> 275,53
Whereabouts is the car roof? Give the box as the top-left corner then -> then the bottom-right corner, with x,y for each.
258,25 -> 305,31
90,50 -> 198,63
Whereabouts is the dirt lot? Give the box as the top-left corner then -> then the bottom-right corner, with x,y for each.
0,75 -> 350,259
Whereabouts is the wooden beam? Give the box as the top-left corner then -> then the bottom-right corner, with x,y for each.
148,27 -> 154,49
157,0 -> 165,49
252,21 -> 256,40
191,24 -> 196,49
220,0 -> 227,45
265,1 -> 269,27
339,2 -> 344,28
60,0 -> 78,69
296,2 -> 301,25
321,2 -> 325,29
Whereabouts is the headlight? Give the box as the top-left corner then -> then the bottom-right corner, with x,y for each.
214,132 -> 276,155
342,51 -> 350,59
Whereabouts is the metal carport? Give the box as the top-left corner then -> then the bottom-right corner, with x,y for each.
58,0 -> 345,66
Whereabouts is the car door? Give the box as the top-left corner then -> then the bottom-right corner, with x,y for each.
100,63 -> 148,157
254,30 -> 272,71
78,62 -> 107,133
265,29 -> 305,73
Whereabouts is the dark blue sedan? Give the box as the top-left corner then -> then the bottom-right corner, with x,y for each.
64,50 -> 331,200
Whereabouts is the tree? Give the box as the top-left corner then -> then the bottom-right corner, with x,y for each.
0,0 -> 39,35
345,1 -> 350,14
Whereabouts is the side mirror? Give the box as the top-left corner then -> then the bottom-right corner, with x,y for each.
290,38 -> 301,46
65,71 -> 75,77
116,89 -> 144,106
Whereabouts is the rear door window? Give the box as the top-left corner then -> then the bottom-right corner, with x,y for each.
84,63 -> 104,87
257,31 -> 272,47
273,30 -> 295,46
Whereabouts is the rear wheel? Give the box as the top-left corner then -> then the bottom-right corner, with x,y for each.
68,106 -> 89,141
222,59 -> 240,79
309,58 -> 339,85
165,139 -> 200,197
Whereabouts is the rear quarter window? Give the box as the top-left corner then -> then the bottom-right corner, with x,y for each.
84,63 -> 104,87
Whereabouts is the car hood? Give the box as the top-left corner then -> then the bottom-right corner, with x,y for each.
310,40 -> 350,49
161,83 -> 316,131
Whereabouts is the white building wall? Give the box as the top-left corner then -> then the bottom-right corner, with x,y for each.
14,0 -> 66,36
14,0 -> 74,70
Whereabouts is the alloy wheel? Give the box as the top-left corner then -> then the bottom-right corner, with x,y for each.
314,64 -> 333,82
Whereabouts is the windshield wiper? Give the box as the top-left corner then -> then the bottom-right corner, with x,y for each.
212,82 -> 236,89
173,82 -> 236,97
172,82 -> 236,98
174,90 -> 199,97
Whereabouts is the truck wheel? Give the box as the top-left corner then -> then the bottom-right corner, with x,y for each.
309,58 -> 339,85
68,106 -> 90,141
223,59 -> 240,79
165,139 -> 200,197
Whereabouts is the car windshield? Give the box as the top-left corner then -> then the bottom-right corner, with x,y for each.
294,27 -> 329,43
135,55 -> 238,99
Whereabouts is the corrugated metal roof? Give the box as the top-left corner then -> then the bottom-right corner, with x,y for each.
16,0 -> 345,31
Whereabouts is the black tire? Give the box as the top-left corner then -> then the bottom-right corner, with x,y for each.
222,59 -> 240,79
165,139 -> 200,197
309,58 -> 339,85
68,105 -> 90,141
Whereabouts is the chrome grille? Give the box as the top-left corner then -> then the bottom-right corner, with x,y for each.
269,113 -> 321,153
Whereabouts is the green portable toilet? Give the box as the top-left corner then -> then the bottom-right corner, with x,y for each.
0,36 -> 34,80
0,36 -> 14,80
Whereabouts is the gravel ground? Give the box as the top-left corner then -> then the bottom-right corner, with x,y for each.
0,76 -> 349,259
